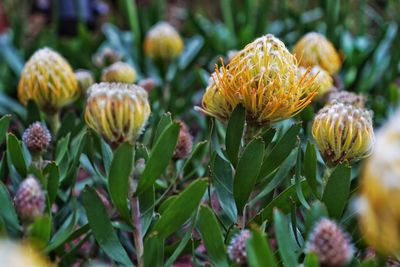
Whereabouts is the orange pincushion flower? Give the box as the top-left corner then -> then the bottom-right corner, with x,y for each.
199,34 -> 318,125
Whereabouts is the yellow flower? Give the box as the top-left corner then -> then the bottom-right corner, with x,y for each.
200,34 -> 318,125
101,62 -> 137,84
312,101 -> 374,166
84,83 -> 151,146
357,112 -> 400,256
293,32 -> 342,75
18,47 -> 79,114
0,239 -> 52,267
144,22 -> 184,60
299,65 -> 333,99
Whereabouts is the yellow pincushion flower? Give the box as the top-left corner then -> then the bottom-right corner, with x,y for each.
357,112 -> 400,256
144,22 -> 184,60
101,62 -> 137,84
18,47 -> 79,114
293,32 -> 342,75
0,239 -> 52,267
200,34 -> 318,125
312,101 -> 374,166
85,83 -> 151,146
299,65 -> 333,99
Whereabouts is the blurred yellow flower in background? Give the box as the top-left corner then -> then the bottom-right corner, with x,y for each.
144,22 -> 184,60
299,65 -> 333,99
293,32 -> 342,75
85,83 -> 151,146
101,61 -> 137,84
312,101 -> 374,166
18,47 -> 79,114
0,240 -> 52,267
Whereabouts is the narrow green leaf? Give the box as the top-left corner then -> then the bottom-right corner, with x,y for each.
304,252 -> 319,267
273,209 -> 298,267
234,138 -> 264,213
144,235 -> 164,267
82,186 -> 133,267
260,127 -> 275,146
295,144 -> 310,209
178,35 -> 205,69
0,181 -> 20,235
0,114 -> 11,145
258,123 -> 301,179
153,113 -> 173,145
55,134 -> 70,165
151,179 -> 207,239
137,123 -> 180,195
225,105 -> 245,166
26,101 -> 42,125
140,186 -> 155,236
101,139 -> 113,175
46,211 -> 78,252
304,202 -> 328,236
108,142 -> 135,222
28,215 -> 51,249
304,141 -> 318,197
7,133 -> 27,177
198,206 -> 229,267
43,162 -> 60,205
322,164 -> 351,218
246,230 -> 278,267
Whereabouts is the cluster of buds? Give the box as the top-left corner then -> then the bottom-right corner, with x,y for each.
0,239 -> 52,266
22,122 -> 51,155
227,230 -> 251,266
173,120 -> 193,160
18,47 -> 79,114
293,32 -> 342,75
199,34 -> 318,126
101,61 -> 137,84
144,22 -> 184,60
299,65 -> 334,99
328,90 -> 365,108
84,83 -> 151,146
14,175 -> 45,222
312,101 -> 374,166
75,69 -> 95,94
306,218 -> 354,267
357,108 -> 400,256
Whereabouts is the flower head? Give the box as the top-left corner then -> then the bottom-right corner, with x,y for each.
299,65 -> 333,99
18,47 -> 79,114
75,69 -> 94,94
92,47 -> 122,68
173,120 -> 193,160
293,32 -> 342,75
312,101 -> 374,166
227,230 -> 251,266
0,240 -> 52,267
14,175 -> 45,222
357,110 -> 400,255
22,122 -> 51,154
200,34 -> 318,125
328,90 -> 365,108
306,218 -> 354,267
84,83 -> 151,146
144,22 -> 184,59
101,61 -> 137,84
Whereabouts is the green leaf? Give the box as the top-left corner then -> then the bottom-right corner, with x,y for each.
140,186 -> 155,236
246,230 -> 278,267
43,162 -> 60,205
82,186 -> 133,267
273,209 -> 298,267
137,123 -> 180,195
55,134 -> 70,165
322,164 -> 351,218
304,202 -> 328,236
258,123 -> 301,179
0,181 -> 20,235
178,35 -> 205,70
26,101 -> 42,125
304,141 -> 318,197
144,235 -> 164,267
28,215 -> 51,249
153,113 -> 173,145
225,105 -> 245,166
234,138 -> 264,213
46,210 -> 78,252
304,252 -> 319,267
101,139 -> 113,176
7,133 -> 27,177
108,142 -> 135,222
197,206 -> 229,267
213,154 -> 237,223
0,114 -> 11,145
151,179 -> 207,239
295,144 -> 310,209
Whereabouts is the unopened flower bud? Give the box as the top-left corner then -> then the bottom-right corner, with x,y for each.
306,218 -> 354,267
299,65 -> 333,99
227,230 -> 251,266
144,22 -> 184,60
101,62 -> 137,84
173,120 -> 193,160
93,47 -> 122,68
138,78 -> 157,92
14,176 -> 45,222
293,32 -> 342,75
22,122 -> 51,154
327,90 -> 365,108
75,69 -> 94,94
312,102 -> 374,166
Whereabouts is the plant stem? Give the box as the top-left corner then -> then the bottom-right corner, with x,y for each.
47,112 -> 60,136
131,195 -> 144,267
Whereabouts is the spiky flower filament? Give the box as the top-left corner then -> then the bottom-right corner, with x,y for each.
312,101 -> 374,166
85,83 -> 151,146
